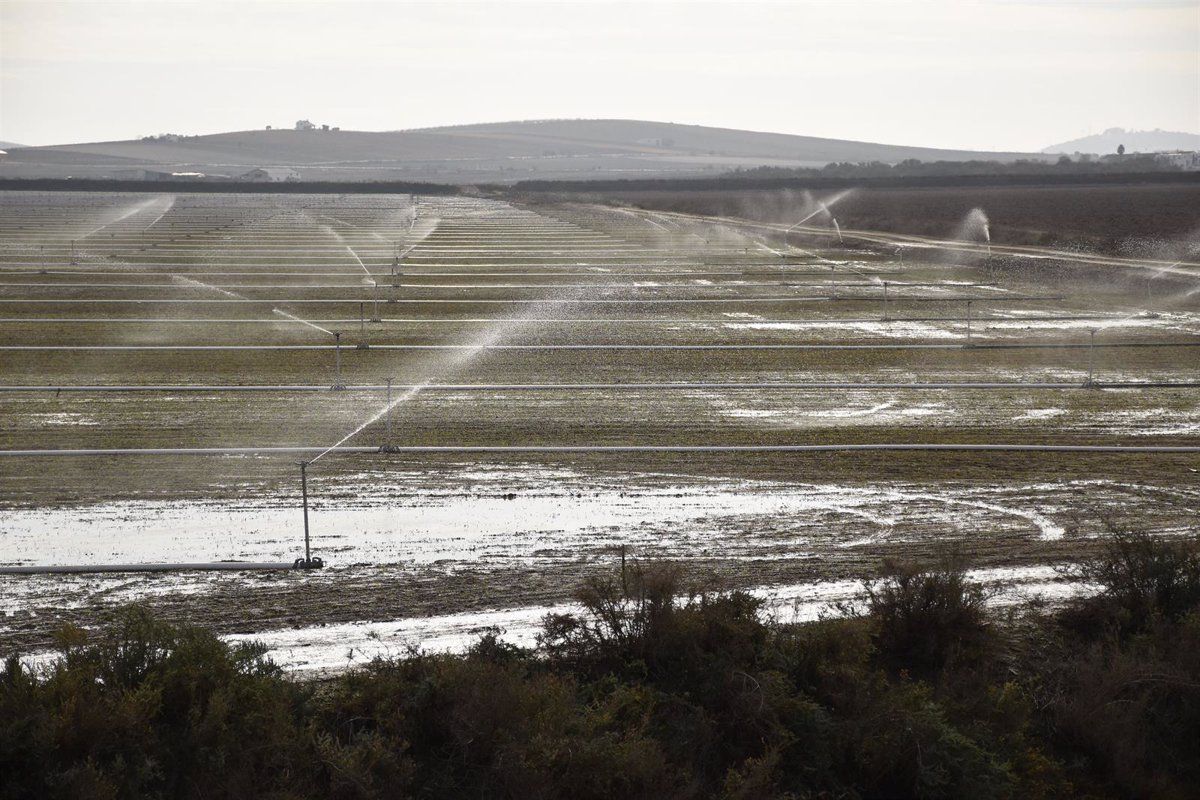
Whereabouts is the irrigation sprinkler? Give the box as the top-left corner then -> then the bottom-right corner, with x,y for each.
371,283 -> 382,323
69,240 -> 78,265
332,332 -> 346,389
357,302 -> 370,349
293,461 -> 324,570
880,281 -> 890,321
1085,328 -> 1098,387
965,300 -> 973,346
782,222 -> 801,253
380,377 -> 400,452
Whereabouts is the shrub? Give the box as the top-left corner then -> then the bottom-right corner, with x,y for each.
1070,530 -> 1200,633
862,558 -> 995,678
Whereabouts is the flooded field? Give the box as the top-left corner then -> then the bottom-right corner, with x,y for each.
1,190 -> 1198,662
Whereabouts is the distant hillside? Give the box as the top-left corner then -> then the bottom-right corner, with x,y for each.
0,119 -> 1049,184
1043,128 -> 1200,155
0,141 -> 26,150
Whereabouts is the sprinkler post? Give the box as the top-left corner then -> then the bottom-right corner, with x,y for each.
357,302 -> 369,349
293,461 -> 323,569
332,332 -> 346,389
880,281 -> 889,321
381,377 -> 399,452
965,300 -> 973,346
1085,328 -> 1097,387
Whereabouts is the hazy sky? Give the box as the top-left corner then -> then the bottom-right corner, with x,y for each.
1,0 -> 1197,149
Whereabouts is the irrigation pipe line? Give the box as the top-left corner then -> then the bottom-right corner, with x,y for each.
3,381 -> 1199,393
0,269 -> 905,278
1,444 -> 1198,457
0,315 -> 1129,324
0,280 -> 989,290
0,562 -> 298,575
0,296 -> 1064,304
4,342 -> 1198,351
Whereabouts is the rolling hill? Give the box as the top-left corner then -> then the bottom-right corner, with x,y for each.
0,119 -> 1050,183
1043,127 -> 1200,155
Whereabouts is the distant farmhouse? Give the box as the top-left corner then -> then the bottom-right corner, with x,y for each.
293,120 -> 339,132
114,168 -> 207,181
239,167 -> 301,182
1155,151 -> 1200,171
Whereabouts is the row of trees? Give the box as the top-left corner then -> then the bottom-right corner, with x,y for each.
727,153 -> 1177,181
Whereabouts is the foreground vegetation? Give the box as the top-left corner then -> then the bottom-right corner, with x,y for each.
4,532 -> 1200,799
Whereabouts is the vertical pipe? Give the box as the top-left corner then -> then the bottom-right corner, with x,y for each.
300,461 -> 311,563
881,281 -> 889,321
385,378 -> 393,447
1087,329 -> 1096,386
966,300 -> 972,345
333,332 -> 343,388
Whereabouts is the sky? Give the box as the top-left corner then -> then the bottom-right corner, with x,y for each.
0,0 -> 1197,150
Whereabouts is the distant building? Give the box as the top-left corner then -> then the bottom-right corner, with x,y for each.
114,168 -> 175,181
239,167 -> 301,182
295,119 -> 316,131
1155,151 -> 1200,171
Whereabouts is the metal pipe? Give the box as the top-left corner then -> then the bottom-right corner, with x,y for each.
1087,329 -> 1097,386
0,562 -> 299,575
966,300 -> 972,345
300,460 -> 310,563
332,332 -> 344,388
4,444 -> 1200,456
383,377 -> 395,451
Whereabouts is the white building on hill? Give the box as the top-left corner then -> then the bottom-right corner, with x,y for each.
239,167 -> 301,182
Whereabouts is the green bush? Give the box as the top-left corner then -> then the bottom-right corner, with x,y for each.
862,558 -> 995,679
3,544 -> 1199,798
1069,530 -> 1200,633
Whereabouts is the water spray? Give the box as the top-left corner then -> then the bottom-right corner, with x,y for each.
832,218 -> 843,244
